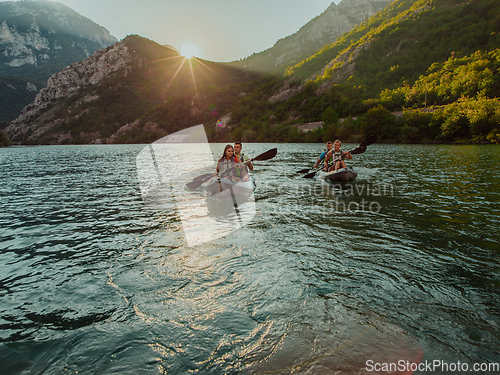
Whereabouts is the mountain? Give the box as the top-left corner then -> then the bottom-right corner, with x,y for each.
0,0 -> 117,122
0,74 -> 44,126
0,0 -> 117,78
232,0 -> 391,73
227,0 -> 500,144
4,35 -> 263,144
5,0 -> 500,145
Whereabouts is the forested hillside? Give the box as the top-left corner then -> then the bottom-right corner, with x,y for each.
215,0 -> 500,144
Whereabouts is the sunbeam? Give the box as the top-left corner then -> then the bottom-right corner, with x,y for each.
150,44 -> 228,104
149,55 -> 184,65
187,58 -> 199,99
168,58 -> 187,88
191,57 -> 215,73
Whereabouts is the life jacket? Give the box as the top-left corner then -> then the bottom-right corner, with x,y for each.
319,150 -> 328,161
218,157 -> 238,176
331,149 -> 344,164
234,153 -> 249,176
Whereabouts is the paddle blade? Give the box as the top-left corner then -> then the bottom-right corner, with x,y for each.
349,146 -> 367,155
296,168 -> 311,174
186,175 -> 212,190
190,148 -> 278,187
253,148 -> 277,161
193,173 -> 214,181
303,170 -> 319,178
359,134 -> 378,147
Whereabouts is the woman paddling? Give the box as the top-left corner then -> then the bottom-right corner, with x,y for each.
324,139 -> 352,172
217,144 -> 247,181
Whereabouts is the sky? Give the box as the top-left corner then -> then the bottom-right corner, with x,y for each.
25,0 -> 341,62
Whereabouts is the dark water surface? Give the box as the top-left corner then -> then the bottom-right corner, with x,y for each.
1,144 -> 499,374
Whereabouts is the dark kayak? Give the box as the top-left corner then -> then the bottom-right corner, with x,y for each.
318,167 -> 357,182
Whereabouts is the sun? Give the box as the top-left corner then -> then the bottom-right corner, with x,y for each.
180,43 -> 202,59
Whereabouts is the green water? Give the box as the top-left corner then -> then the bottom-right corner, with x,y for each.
0,143 -> 499,374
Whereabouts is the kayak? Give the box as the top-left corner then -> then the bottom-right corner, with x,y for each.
318,167 -> 357,182
206,177 -> 256,199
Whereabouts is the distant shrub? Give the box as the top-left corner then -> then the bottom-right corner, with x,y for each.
0,130 -> 12,147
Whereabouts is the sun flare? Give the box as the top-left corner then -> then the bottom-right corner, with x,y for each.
180,43 -> 202,59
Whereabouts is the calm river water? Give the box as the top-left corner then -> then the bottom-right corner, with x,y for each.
0,143 -> 499,374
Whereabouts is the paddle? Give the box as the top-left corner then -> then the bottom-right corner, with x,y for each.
193,173 -> 214,181
186,148 -> 278,190
296,134 -> 377,174
296,167 -> 313,174
302,135 -> 377,179
358,133 -> 378,148
302,148 -> 363,179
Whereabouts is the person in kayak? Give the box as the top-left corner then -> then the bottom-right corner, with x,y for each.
217,144 -> 244,181
234,142 -> 253,171
313,141 -> 333,170
233,142 -> 252,181
324,139 -> 352,172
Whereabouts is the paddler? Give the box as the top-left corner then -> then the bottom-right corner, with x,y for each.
324,139 -> 352,172
233,142 -> 251,180
217,144 -> 242,181
313,141 -> 333,170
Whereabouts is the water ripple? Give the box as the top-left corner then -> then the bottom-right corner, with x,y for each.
0,144 -> 499,373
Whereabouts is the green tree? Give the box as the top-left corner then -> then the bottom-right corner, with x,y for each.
0,130 -> 12,147
361,105 -> 394,137
321,107 -> 339,125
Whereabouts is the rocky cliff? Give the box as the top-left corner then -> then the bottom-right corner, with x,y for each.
0,0 -> 117,78
233,0 -> 391,72
0,0 -> 117,122
5,40 -> 142,142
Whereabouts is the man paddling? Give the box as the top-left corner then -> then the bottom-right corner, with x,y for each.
312,141 -> 333,170
233,142 -> 253,180
234,142 -> 253,171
